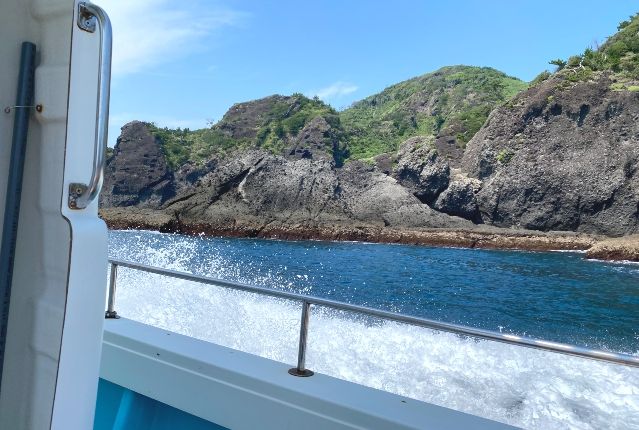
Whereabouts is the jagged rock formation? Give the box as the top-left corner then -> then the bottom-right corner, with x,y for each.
97,13 -> 639,261
101,121 -> 174,207
101,71 -> 639,238
101,22 -> 639,241
102,120 -> 471,234
288,116 -> 344,164
460,73 -> 639,235
392,136 -> 450,204
434,173 -> 481,222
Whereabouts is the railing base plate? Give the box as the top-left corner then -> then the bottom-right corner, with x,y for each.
105,310 -> 120,319
288,368 -> 314,377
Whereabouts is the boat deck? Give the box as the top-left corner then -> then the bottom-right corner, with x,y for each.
96,318 -> 516,429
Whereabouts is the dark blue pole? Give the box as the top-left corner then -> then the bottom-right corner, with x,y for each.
0,41 -> 37,388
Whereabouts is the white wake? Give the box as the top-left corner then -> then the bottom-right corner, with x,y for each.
109,231 -> 639,430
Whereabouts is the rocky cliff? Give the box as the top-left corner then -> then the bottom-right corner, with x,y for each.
460,72 -> 639,236
101,121 -> 472,234
102,121 -> 175,207
100,17 -> 639,251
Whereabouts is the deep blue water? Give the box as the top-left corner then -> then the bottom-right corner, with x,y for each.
109,230 -> 639,354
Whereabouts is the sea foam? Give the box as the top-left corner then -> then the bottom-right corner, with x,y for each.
109,231 -> 639,430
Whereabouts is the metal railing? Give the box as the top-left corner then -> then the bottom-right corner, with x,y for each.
106,259 -> 639,375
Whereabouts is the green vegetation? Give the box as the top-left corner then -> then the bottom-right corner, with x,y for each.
248,94 -> 341,154
564,67 -> 593,83
148,124 -> 239,170
496,149 -> 514,164
149,94 -> 344,169
144,67 -> 528,168
531,71 -> 551,86
535,13 -> 639,87
116,11 -> 639,173
454,105 -> 493,143
603,13 -> 639,77
339,66 -> 528,159
549,59 -> 567,71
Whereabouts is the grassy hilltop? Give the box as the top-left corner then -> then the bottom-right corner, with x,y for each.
136,13 -> 639,171
143,66 -> 527,169
340,66 -> 526,159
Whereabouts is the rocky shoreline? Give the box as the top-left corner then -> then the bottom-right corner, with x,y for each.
100,207 -> 616,257
585,235 -> 639,261
100,49 -> 639,263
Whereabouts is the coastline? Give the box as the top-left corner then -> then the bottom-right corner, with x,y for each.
584,236 -> 639,262
100,207 -> 627,257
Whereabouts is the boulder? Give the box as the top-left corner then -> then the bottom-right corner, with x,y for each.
434,174 -> 482,222
393,136 -> 450,204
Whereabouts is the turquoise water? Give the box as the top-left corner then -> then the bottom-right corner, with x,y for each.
107,230 -> 639,429
109,230 -> 639,353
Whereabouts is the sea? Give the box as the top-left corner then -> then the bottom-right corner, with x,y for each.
108,229 -> 639,429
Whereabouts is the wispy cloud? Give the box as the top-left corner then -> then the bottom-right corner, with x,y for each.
101,0 -> 245,76
311,81 -> 359,101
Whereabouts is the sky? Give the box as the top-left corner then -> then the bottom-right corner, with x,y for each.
100,0 -> 638,146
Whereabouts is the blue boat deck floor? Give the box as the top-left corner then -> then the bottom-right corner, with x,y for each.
95,379 -> 227,430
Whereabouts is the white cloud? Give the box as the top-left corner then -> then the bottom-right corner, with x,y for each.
100,0 -> 244,76
312,81 -> 359,101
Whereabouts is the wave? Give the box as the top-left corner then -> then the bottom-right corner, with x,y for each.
108,231 -> 639,430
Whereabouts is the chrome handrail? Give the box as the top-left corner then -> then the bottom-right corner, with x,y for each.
69,2 -> 112,209
106,258 -> 639,374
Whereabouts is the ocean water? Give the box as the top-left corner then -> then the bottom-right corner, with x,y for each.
108,230 -> 639,429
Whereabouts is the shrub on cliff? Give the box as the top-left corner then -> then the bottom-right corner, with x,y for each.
539,12 -> 639,85
149,95 -> 346,169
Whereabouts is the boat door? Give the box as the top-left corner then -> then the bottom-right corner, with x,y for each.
0,1 -> 110,428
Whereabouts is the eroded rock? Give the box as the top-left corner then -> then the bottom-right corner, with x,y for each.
434,173 -> 482,222
393,136 -> 450,204
461,73 -> 639,235
100,121 -> 174,208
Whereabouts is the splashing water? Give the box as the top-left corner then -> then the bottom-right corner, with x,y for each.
109,230 -> 639,429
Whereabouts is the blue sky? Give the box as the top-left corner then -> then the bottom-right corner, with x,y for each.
101,0 -> 638,146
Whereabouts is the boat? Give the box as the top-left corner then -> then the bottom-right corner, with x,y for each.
0,1 -> 637,429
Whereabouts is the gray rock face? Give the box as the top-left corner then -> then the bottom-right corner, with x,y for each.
217,95 -> 290,140
434,174 -> 481,222
101,70 -> 639,238
433,135 -> 465,168
165,151 -> 470,230
287,116 -> 345,165
336,161 -> 463,228
165,150 -> 270,221
461,73 -> 639,235
101,121 -> 472,231
393,136 -> 450,204
373,153 -> 394,175
100,121 -> 174,207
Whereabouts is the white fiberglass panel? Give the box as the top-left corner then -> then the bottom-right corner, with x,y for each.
0,1 -> 74,428
0,1 -> 108,429
52,0 -> 109,428
101,318 -> 515,430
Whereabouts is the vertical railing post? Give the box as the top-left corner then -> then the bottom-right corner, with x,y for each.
105,263 -> 119,319
288,300 -> 313,377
